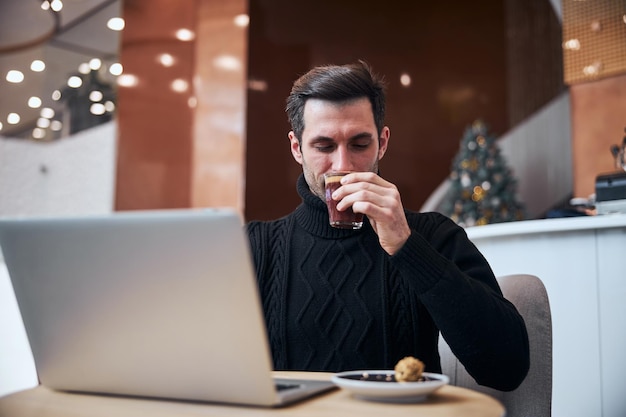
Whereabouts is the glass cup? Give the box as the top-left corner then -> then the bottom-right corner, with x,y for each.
324,171 -> 364,229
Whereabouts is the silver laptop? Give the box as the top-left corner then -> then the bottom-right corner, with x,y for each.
0,208 -> 335,407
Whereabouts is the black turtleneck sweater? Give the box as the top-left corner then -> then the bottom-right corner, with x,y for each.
246,174 -> 529,391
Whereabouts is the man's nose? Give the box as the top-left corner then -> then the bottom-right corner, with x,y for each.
333,146 -> 354,171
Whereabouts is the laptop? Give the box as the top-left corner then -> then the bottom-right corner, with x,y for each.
0,208 -> 335,407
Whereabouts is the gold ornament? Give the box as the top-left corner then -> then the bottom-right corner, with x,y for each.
472,120 -> 485,131
476,217 -> 489,226
472,185 -> 485,201
461,157 -> 479,171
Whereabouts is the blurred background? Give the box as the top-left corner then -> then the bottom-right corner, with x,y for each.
1,0 -> 624,222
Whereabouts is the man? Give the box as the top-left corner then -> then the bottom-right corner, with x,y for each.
246,61 -> 529,391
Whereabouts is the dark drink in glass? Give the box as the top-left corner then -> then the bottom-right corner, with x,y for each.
324,171 -> 364,229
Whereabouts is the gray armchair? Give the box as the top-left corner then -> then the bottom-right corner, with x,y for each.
439,274 -> 552,417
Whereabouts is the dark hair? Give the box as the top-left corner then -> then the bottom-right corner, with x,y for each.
285,60 -> 386,142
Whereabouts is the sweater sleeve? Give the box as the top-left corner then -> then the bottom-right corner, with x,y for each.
390,212 -> 530,391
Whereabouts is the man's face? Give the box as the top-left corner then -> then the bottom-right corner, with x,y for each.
288,97 -> 390,200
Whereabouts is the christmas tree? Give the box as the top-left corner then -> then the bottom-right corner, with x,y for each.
440,120 -> 525,227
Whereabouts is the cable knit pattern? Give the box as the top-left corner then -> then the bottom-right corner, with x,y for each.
246,174 -> 530,391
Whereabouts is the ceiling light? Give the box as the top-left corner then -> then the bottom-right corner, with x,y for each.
234,14 -> 249,27
89,58 -> 102,71
213,55 -> 241,71
563,39 -> 580,51
158,53 -> 175,67
109,63 -> 123,76
50,0 -> 63,12
89,91 -> 104,102
117,74 -> 138,87
6,70 -> 25,83
583,61 -> 603,76
31,60 -> 46,72
78,63 -> 91,74
107,17 -> 125,31
37,118 -> 51,128
171,78 -> 189,93
90,103 -> 106,115
28,97 -> 43,108
50,120 -> 63,131
7,113 -> 21,124
33,128 -> 46,140
68,75 -> 83,88
175,28 -> 195,41
400,73 -> 411,87
40,108 -> 55,118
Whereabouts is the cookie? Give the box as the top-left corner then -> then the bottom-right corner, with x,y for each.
394,356 -> 425,382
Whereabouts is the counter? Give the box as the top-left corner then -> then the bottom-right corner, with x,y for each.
466,214 -> 626,417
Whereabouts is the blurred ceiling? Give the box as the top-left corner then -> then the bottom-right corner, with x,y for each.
0,0 -> 121,140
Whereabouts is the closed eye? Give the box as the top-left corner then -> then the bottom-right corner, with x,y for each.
351,143 -> 370,150
350,137 -> 374,151
310,138 -> 336,153
314,144 -> 335,152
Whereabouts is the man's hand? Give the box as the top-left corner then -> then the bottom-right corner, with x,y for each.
332,172 -> 411,255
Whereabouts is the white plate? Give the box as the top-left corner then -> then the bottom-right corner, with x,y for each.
331,370 -> 449,403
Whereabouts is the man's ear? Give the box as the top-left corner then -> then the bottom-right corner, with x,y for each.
288,131 -> 303,165
378,126 -> 390,160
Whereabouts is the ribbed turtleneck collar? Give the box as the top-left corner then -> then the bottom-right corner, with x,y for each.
293,174 -> 369,238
